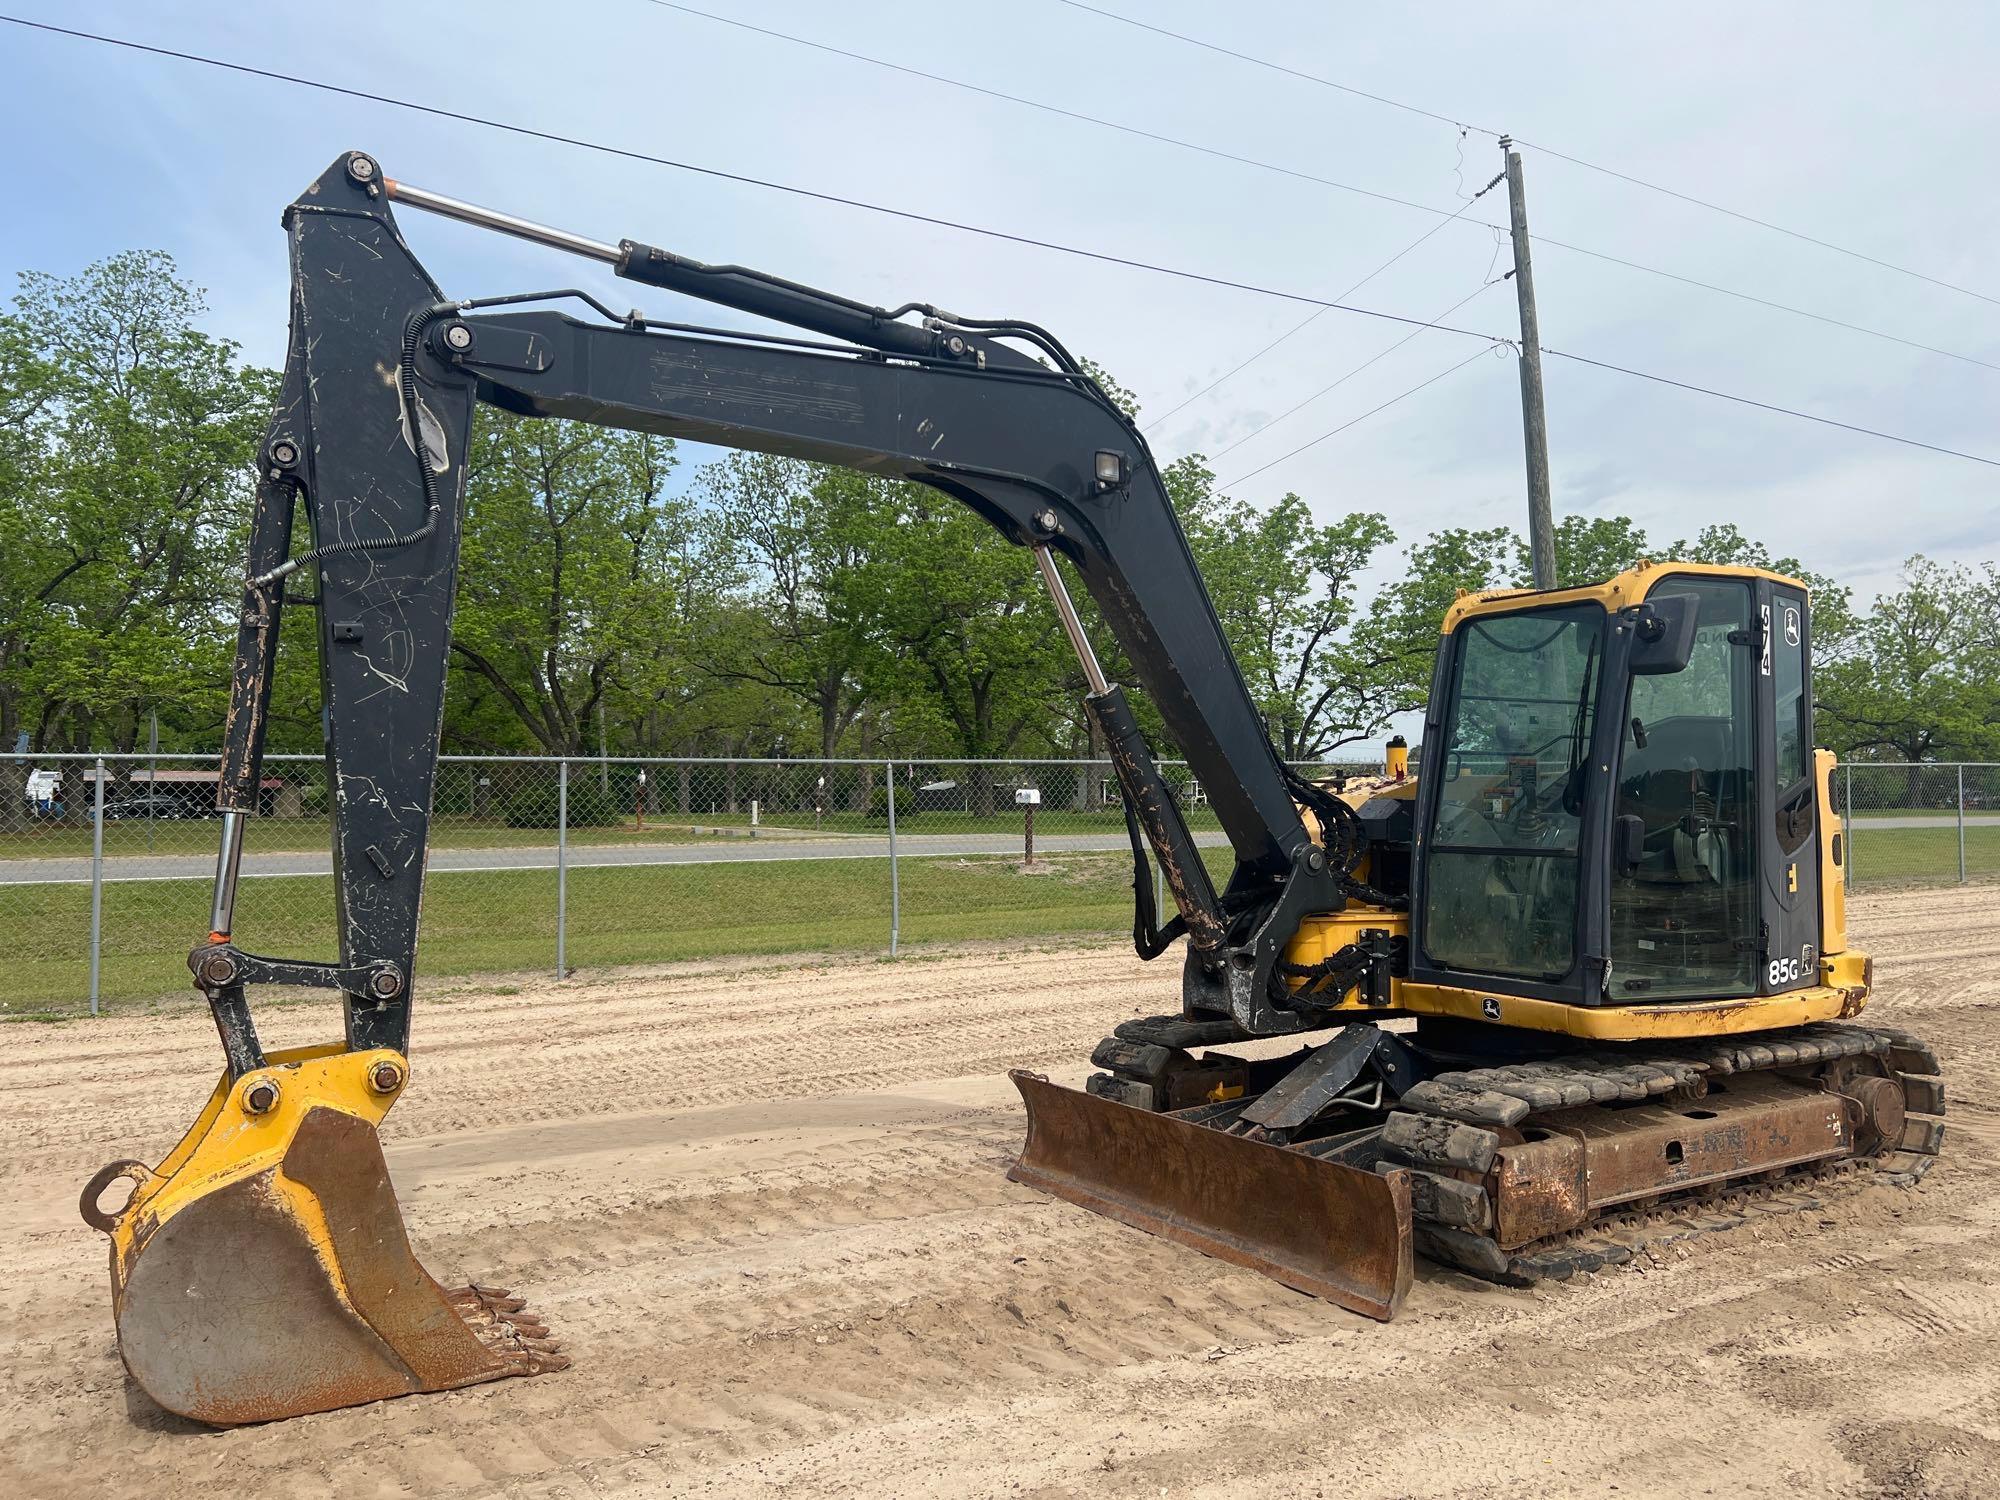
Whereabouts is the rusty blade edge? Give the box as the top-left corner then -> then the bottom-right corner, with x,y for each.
1007,1072 -> 1412,1322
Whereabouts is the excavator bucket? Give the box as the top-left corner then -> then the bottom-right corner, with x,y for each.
1008,1071 -> 1413,1320
79,1044 -> 565,1425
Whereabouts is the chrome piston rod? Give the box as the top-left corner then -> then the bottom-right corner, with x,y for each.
384,178 -> 621,264
208,810 -> 245,940
1034,545 -> 1109,695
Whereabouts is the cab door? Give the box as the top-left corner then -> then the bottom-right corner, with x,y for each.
1762,582 -> 1820,992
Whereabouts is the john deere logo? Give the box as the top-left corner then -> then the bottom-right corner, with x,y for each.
1482,997 -> 1502,1020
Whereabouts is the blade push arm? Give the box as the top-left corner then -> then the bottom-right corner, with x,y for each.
194,152 -> 1345,1066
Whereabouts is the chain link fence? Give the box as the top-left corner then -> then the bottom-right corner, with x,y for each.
7,752 -> 1986,1017
1834,762 -> 2000,887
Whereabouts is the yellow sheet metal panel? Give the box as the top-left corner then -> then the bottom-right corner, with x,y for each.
1441,560 -> 1810,634
1282,908 -> 1410,1006
1817,748 -> 1849,956
1388,979 -> 1860,1039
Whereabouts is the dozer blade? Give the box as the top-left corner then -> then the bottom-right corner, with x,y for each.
79,1044 -> 566,1425
1007,1071 -> 1413,1321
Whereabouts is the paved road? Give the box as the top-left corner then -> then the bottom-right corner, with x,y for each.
1,814 -> 1987,886
0,829 -> 1235,885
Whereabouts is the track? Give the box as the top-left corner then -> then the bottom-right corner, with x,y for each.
3,886 -> 1998,1498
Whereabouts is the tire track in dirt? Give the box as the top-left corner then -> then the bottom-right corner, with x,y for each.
4,891 -> 1998,1498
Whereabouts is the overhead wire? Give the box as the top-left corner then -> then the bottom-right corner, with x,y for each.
1210,280 -> 1502,462
1051,0 -> 2000,310
640,0 -> 2000,374
4,14 -> 1995,474
1220,344 -> 1505,489
0,15 -> 1505,336
1144,170 -> 1502,433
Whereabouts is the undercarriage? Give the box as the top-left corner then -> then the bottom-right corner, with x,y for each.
1011,1017 -> 1943,1311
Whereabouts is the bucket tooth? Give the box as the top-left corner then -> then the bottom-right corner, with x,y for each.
82,1046 -> 566,1425
1008,1070 -> 1412,1321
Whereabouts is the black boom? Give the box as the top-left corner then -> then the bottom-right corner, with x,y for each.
190,152 -> 1350,1070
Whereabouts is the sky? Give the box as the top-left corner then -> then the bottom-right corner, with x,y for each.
4,0 -> 1997,621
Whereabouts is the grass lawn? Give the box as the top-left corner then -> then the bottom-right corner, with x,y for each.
5,826 -> 1985,1018
1846,823 -> 2000,881
1,848 -> 1230,1015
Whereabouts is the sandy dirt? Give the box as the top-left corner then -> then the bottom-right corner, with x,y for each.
2,884 -> 1996,1499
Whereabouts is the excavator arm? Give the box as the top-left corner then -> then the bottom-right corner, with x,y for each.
79,152 -> 1402,1426
196,150 -> 1350,1074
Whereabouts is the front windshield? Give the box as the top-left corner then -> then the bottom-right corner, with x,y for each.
1422,604 -> 1603,981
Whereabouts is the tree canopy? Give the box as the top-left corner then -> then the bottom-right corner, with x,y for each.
2,251 -> 1989,778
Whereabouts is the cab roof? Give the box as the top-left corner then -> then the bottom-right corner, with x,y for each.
1440,560 -> 1809,634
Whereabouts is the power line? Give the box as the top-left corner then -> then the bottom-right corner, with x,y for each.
642,0 -> 2000,375
1221,345 -> 1503,489
638,1 -> 1452,226
1145,176 -> 1501,433
5,14 -> 1995,476
1053,0 -> 2000,310
1053,0 -> 1470,132
1525,234 -> 2000,371
1208,281 -> 1502,462
0,16 -> 1502,339
1539,347 -> 2000,469
1224,331 -> 2000,490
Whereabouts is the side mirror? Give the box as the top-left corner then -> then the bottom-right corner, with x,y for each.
1630,594 -> 1698,675
1616,812 -> 1646,869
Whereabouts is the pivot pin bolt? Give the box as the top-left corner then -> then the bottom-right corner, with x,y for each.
242,1079 -> 280,1116
368,1061 -> 405,1095
367,968 -> 404,999
346,153 -> 378,183
443,323 -> 474,352
197,953 -> 237,987
268,439 -> 300,468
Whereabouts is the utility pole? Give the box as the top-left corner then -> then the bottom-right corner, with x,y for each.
1500,137 -> 1556,590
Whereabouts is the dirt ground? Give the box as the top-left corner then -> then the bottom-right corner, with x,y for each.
2,884 -> 1996,1499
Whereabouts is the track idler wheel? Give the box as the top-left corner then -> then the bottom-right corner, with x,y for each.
80,1045 -> 567,1425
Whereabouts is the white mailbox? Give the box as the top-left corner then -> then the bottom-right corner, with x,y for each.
1015,787 -> 1042,806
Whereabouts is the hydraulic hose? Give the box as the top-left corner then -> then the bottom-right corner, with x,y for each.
248,302 -> 453,589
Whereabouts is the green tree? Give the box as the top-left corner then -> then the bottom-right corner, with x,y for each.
1345,526 -> 1516,738
1513,514 -> 1652,587
1816,557 -> 2000,771
1169,454 -> 1395,757
697,453 -> 887,760
447,409 -> 684,754
1669,521 -> 1855,661
861,482 -> 1065,789
0,252 -> 272,766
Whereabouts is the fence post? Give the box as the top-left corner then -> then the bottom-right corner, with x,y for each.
556,759 -> 568,979
1959,764 -> 1968,885
1843,762 -> 1853,889
886,761 -> 899,957
89,757 -> 105,1016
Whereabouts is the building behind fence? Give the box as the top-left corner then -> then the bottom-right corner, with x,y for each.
3,754 -> 1994,1016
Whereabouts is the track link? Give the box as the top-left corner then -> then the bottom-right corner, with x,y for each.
1086,1016 -> 1945,1290
1385,1022 -> 1945,1284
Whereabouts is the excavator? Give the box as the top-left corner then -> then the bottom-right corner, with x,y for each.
79,152 -> 1943,1425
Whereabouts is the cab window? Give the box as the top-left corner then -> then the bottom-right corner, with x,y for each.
1773,590 -> 1809,788
1423,604 -> 1603,981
